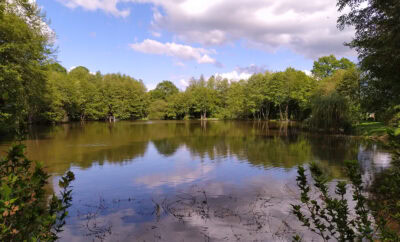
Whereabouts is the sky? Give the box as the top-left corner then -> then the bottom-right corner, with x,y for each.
36,0 -> 356,90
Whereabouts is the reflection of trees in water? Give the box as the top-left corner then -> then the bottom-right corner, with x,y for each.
22,121 -> 362,177
152,139 -> 181,157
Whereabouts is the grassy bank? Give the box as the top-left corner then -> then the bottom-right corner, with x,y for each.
354,122 -> 390,139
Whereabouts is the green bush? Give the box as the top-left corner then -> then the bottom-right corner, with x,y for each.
292,161 -> 373,241
292,153 -> 400,241
0,144 -> 74,241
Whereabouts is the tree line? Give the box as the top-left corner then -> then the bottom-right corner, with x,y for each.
1,0 -> 399,137
1,53 -> 364,134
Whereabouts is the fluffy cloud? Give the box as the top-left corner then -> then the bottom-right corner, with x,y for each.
215,71 -> 252,81
57,0 -> 355,58
130,39 -> 217,65
56,0 -> 130,17
303,70 -> 312,76
215,64 -> 266,81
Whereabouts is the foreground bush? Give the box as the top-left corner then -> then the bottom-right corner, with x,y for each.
0,144 -> 74,241
292,154 -> 400,241
292,161 -> 373,241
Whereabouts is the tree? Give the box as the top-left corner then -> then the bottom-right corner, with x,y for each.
149,80 -> 179,101
47,63 -> 67,74
226,80 -> 247,119
311,55 -> 355,80
245,73 -> 270,120
0,0 -> 52,135
213,77 -> 230,118
148,99 -> 168,120
269,68 -> 315,121
186,76 -> 217,119
165,92 -> 189,120
101,74 -> 148,121
337,0 -> 400,113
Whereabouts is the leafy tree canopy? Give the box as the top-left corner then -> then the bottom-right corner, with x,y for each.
311,55 -> 356,80
149,80 -> 179,101
338,0 -> 400,111
0,0 -> 52,135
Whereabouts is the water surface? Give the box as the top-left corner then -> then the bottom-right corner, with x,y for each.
0,121 -> 391,241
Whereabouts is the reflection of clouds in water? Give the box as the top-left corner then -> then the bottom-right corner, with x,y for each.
26,122 -> 393,241
60,208 -> 137,242
372,152 -> 392,167
135,163 -> 214,188
358,145 -> 392,170
358,144 -> 392,187
60,173 -> 322,241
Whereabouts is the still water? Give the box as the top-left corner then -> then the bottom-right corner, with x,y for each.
0,121 -> 391,241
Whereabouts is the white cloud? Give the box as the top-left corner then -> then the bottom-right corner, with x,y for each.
56,0 -> 355,58
135,163 -> 214,188
174,61 -> 185,67
215,71 -> 252,81
146,82 -> 157,90
215,64 -> 266,81
303,70 -> 312,76
179,78 -> 189,88
130,39 -> 217,65
150,31 -> 161,38
56,0 -> 130,17
68,66 -> 77,72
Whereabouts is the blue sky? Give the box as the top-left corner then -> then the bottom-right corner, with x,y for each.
38,0 -> 356,90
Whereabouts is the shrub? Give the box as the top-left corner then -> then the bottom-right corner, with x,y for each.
291,161 -> 373,241
0,144 -> 74,241
292,157 -> 400,241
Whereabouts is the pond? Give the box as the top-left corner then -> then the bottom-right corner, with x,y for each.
0,121 -> 392,241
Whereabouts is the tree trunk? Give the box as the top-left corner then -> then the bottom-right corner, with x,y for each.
279,105 -> 283,121
285,104 -> 289,121
265,104 -> 270,120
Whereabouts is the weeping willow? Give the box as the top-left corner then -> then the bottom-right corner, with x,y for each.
310,92 -> 352,132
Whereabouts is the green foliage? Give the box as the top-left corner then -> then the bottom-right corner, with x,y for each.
43,71 -> 148,122
355,122 -> 389,137
309,63 -> 363,131
338,0 -> 400,115
0,0 -> 52,135
148,99 -> 168,120
101,74 -> 148,121
309,92 -> 352,132
186,76 -> 217,119
147,81 -> 182,120
311,55 -> 356,80
292,161 -> 374,241
0,144 -> 75,241
149,80 -> 179,101
381,105 -> 400,126
47,63 -> 67,74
